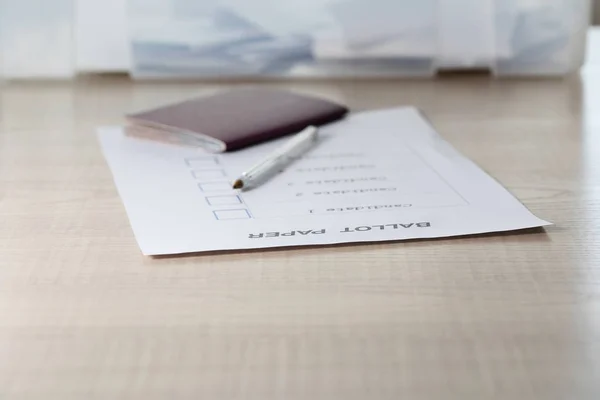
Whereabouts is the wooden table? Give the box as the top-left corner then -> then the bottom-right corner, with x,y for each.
2,46 -> 600,399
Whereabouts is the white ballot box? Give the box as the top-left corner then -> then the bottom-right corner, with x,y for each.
128,0 -> 591,78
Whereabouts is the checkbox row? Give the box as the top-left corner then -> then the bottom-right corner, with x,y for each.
191,169 -> 227,180
213,209 -> 251,220
206,195 -> 242,206
198,182 -> 231,192
185,156 -> 220,168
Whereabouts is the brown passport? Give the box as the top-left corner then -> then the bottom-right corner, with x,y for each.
127,88 -> 348,152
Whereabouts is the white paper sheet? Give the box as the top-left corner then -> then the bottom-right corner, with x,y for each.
98,107 -> 550,255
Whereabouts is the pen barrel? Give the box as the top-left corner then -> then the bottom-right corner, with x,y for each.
241,126 -> 318,183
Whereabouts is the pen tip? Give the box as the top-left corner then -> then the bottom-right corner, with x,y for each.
232,179 -> 244,189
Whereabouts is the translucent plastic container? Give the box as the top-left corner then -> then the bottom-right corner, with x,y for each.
0,0 -> 75,79
128,0 -> 591,79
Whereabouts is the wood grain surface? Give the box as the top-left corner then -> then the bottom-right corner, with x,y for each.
1,72 -> 599,399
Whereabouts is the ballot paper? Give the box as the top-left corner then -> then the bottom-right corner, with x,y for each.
131,7 -> 312,76
327,0 -> 435,49
98,107 -> 550,255
313,27 -> 436,60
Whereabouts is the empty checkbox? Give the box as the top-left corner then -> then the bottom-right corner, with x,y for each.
206,195 -> 242,206
198,182 -> 232,192
185,156 -> 220,168
213,209 -> 251,220
191,169 -> 227,180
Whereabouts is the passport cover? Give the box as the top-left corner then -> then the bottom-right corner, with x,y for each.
127,88 -> 349,152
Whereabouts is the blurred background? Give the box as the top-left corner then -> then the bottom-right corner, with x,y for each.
0,0 -> 595,80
